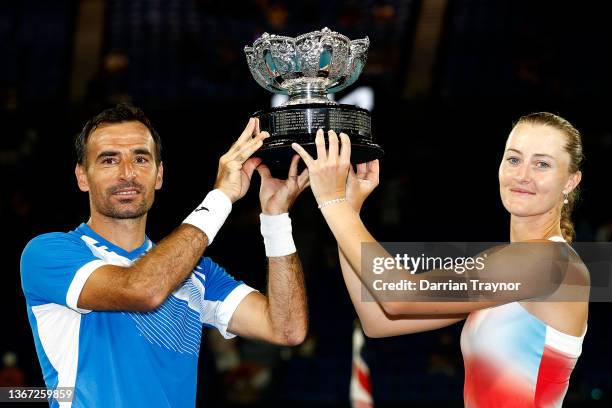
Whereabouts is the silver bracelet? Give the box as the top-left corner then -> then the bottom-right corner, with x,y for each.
318,197 -> 346,209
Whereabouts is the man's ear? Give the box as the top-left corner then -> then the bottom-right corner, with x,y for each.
155,161 -> 164,190
75,163 -> 89,192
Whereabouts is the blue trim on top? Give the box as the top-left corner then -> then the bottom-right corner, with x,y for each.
73,223 -> 152,259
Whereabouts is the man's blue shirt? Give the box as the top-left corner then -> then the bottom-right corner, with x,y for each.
21,223 -> 255,407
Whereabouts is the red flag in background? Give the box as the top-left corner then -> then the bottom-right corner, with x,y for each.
350,321 -> 373,408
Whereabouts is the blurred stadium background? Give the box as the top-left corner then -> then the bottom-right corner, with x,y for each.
1,0 -> 611,406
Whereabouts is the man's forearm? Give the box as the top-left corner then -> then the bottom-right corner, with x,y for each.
126,224 -> 208,306
265,253 -> 308,345
124,189 -> 233,308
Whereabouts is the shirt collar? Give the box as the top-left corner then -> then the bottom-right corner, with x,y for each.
75,222 -> 153,259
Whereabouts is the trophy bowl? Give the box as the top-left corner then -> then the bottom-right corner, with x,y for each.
245,27 -> 384,169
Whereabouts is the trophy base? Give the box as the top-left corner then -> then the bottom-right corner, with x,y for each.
256,142 -> 384,171
253,103 -> 384,170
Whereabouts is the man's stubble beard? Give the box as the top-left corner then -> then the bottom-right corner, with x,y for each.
92,189 -> 154,220
100,200 -> 151,219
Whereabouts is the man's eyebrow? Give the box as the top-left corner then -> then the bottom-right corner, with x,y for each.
95,148 -> 152,161
132,148 -> 152,156
96,150 -> 120,160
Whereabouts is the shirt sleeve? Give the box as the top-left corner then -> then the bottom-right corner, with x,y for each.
21,233 -> 108,314
194,257 -> 257,339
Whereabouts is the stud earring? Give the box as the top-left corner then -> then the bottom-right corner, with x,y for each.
563,192 -> 569,205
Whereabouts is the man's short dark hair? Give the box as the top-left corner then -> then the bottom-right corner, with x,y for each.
75,103 -> 162,166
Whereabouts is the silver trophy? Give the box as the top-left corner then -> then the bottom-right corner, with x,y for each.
245,27 -> 383,168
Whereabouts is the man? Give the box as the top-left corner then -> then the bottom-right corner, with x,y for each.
20,104 -> 309,407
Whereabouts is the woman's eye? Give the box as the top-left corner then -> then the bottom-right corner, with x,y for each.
536,161 -> 551,169
506,157 -> 520,165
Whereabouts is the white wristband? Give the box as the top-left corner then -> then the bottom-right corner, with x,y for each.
183,189 -> 232,244
260,213 -> 296,257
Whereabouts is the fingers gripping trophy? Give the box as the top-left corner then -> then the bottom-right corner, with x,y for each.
244,27 -> 384,169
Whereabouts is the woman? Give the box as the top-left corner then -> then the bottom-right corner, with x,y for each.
292,112 -> 589,407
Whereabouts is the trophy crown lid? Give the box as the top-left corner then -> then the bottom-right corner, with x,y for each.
245,28 -> 370,105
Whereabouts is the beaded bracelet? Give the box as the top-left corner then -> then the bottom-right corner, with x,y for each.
318,197 -> 346,209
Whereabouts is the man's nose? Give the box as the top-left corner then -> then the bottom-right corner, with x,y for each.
119,161 -> 136,180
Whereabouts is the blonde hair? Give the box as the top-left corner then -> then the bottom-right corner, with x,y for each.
514,112 -> 584,243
